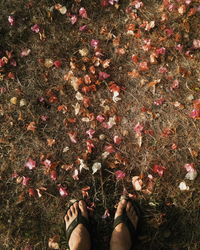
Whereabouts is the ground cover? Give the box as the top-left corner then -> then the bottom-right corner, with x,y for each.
0,0 -> 200,249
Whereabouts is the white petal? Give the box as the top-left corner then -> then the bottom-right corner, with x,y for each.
185,170 -> 197,180
92,162 -> 102,174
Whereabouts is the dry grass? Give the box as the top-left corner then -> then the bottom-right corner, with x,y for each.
0,0 -> 200,249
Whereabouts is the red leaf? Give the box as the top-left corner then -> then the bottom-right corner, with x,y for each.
114,135 -> 122,144
79,7 -> 88,18
50,170 -> 57,181
104,144 -> 115,153
99,71 -> 110,80
54,60 -> 62,68
152,165 -> 166,177
115,170 -> 126,180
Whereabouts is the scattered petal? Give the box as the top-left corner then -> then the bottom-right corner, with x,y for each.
91,39 -> 99,48
70,15 -> 78,25
79,7 -> 88,18
92,162 -> 102,174
8,16 -> 15,26
21,48 -> 31,57
22,176 -> 30,186
115,170 -> 126,180
179,181 -> 189,191
185,169 -> 197,180
114,135 -> 122,144
59,186 -> 68,197
152,165 -> 166,177
86,129 -> 95,139
31,24 -> 40,33
25,158 -> 36,170
132,176 -> 143,191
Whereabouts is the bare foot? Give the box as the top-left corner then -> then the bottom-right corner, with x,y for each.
110,199 -> 138,250
64,200 -> 91,250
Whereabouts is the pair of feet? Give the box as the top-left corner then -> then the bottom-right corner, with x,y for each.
64,199 -> 138,250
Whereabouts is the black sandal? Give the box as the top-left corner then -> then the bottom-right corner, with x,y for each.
113,197 -> 141,245
65,200 -> 91,250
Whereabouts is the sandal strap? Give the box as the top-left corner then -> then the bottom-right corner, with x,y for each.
113,213 -> 136,239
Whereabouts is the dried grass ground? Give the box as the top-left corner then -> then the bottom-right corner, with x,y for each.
0,0 -> 200,249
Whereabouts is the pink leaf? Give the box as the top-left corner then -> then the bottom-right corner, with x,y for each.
152,165 -> 166,177
31,24 -> 40,33
158,66 -> 168,73
156,47 -> 166,55
170,80 -> 179,90
189,109 -> 200,118
90,39 -> 99,48
193,39 -> 200,49
8,16 -> 15,26
183,163 -> 195,172
154,98 -> 165,106
99,71 -> 110,80
101,0 -> 109,7
59,186 -> 68,197
134,122 -> 144,135
79,7 -> 88,18
25,158 -> 36,170
21,48 -> 31,57
68,132 -> 77,143
43,159 -> 51,168
115,170 -> 126,180
70,15 -> 78,25
86,129 -> 95,139
22,176 -> 30,186
96,115 -> 105,122
79,25 -> 87,31
102,209 -> 110,219
114,135 -> 122,144
104,144 -> 115,153
86,140 -> 95,153
109,0 -> 119,5
50,170 -> 57,181
54,60 -> 62,68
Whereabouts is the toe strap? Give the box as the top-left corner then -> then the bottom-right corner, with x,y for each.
66,210 -> 90,247
113,213 -> 136,241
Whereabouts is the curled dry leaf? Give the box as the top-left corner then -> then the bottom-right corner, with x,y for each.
68,132 -> 77,143
27,122 -> 36,132
132,176 -> 143,191
92,162 -> 102,174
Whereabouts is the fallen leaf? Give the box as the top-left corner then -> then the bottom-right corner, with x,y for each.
132,176 -> 143,191
79,7 -> 88,18
179,181 -> 189,191
27,122 -> 36,132
115,170 -> 126,180
25,158 -> 36,170
31,24 -> 40,33
92,162 -> 102,174
152,165 -> 166,177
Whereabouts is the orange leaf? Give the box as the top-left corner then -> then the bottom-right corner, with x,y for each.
27,122 -> 36,132
128,70 -> 140,78
147,79 -> 161,87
